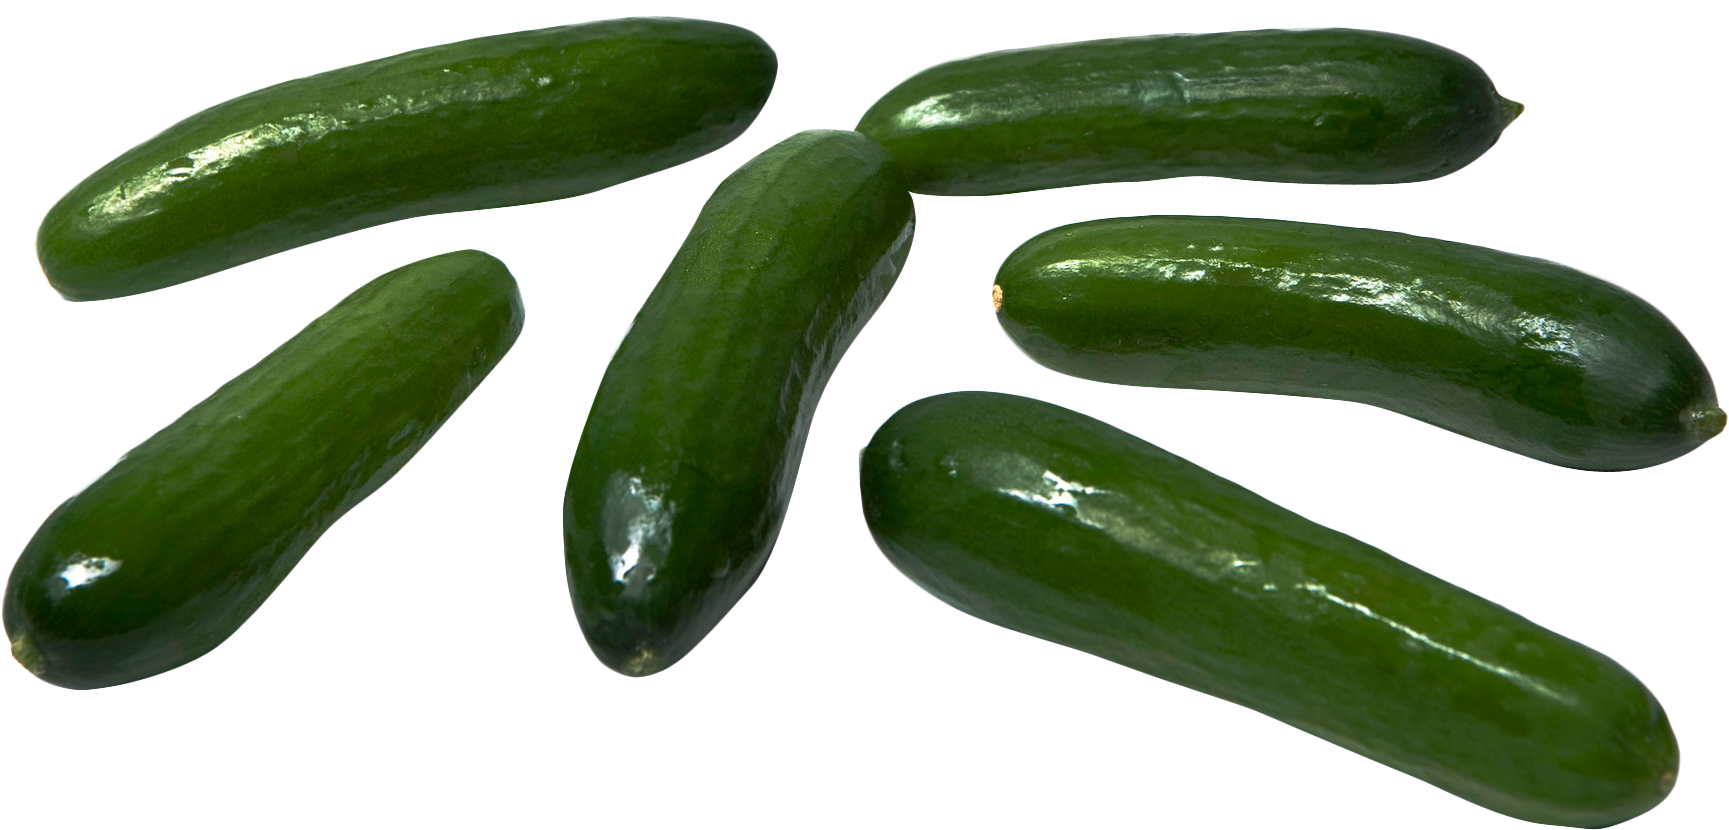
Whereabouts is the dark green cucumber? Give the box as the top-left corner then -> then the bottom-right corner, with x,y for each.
860,391 -> 1678,828
5,250 -> 523,689
994,216 -> 1722,471
856,28 -> 1519,195
564,130 -> 914,676
39,18 -> 776,301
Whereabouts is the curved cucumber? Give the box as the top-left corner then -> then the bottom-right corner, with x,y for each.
856,28 -> 1519,195
40,18 -> 776,300
5,250 -> 524,688
994,216 -> 1722,470
564,130 -> 914,676
860,391 -> 1678,828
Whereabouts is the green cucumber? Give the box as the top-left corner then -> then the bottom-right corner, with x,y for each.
5,250 -> 523,689
39,17 -> 776,301
994,216 -> 1722,471
564,129 -> 914,676
860,391 -> 1678,828
856,28 -> 1518,196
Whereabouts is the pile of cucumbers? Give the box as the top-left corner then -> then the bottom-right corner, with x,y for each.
5,17 -> 1717,829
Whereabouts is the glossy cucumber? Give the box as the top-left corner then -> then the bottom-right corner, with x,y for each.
39,18 -> 776,300
564,130 -> 914,676
856,28 -> 1519,196
860,391 -> 1678,828
5,250 -> 523,688
994,216 -> 1722,470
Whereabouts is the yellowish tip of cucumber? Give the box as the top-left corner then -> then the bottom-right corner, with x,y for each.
992,284 -> 1004,312
11,631 -> 47,678
1499,95 -> 1525,126
619,646 -> 664,677
1658,768 -> 1678,794
1684,403 -> 1726,442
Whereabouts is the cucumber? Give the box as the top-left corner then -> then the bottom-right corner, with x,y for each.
5,250 -> 524,689
859,391 -> 1678,828
856,28 -> 1519,196
994,216 -> 1722,471
564,129 -> 914,676
39,18 -> 776,301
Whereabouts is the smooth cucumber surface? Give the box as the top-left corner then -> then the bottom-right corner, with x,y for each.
39,17 -> 776,300
563,130 -> 915,676
4,250 -> 524,689
994,216 -> 1722,470
860,391 -> 1678,828
857,28 -> 1519,196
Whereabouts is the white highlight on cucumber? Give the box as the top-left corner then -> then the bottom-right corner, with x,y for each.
58,555 -> 122,591
1005,470 -> 1112,511
85,70 -> 547,227
1127,256 -> 1583,355
890,92 -> 978,131
1296,581 -> 1570,704
994,453 -> 1264,587
604,473 -> 672,589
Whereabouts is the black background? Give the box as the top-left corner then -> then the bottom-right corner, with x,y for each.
6,8 -> 1708,823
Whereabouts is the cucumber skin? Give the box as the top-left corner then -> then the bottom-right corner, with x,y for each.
995,216 -> 1722,471
4,250 -> 524,689
563,130 -> 914,676
860,392 -> 1677,828
856,28 -> 1518,196
39,18 -> 776,301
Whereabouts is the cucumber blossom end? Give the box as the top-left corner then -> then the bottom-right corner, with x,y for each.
10,632 -> 46,678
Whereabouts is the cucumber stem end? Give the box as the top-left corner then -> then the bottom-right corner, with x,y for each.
1683,403 -> 1725,442
1499,95 -> 1525,126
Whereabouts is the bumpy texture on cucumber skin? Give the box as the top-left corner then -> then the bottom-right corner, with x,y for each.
861,392 -> 1678,828
564,130 -> 914,677
995,216 -> 1722,471
857,28 -> 1519,196
5,250 -> 524,689
39,18 -> 777,301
